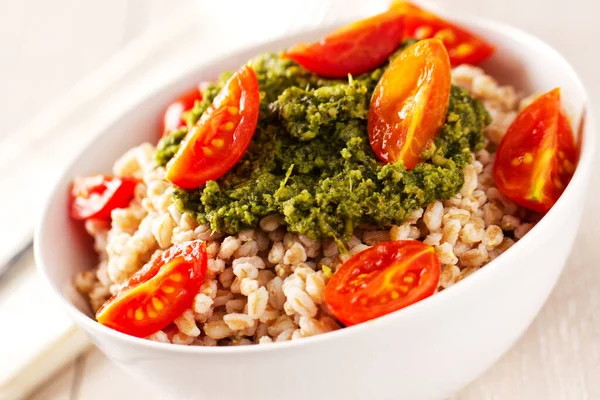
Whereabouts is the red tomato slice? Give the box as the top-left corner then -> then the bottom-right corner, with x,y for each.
324,240 -> 441,326
283,9 -> 406,78
494,88 -> 578,214
161,87 -> 203,136
70,175 -> 138,221
368,38 -> 451,169
165,64 -> 260,189
96,240 -> 207,338
575,110 -> 585,161
392,1 -> 495,66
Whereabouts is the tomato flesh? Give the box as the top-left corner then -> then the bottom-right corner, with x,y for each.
283,10 -> 406,78
392,1 -> 495,66
368,38 -> 451,169
70,175 -> 137,221
161,87 -> 203,136
96,240 -> 207,338
324,240 -> 441,326
494,88 -> 577,214
165,64 -> 260,189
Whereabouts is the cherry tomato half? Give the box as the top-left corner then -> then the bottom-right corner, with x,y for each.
494,88 -> 578,214
368,38 -> 451,169
70,175 -> 138,221
392,1 -> 495,66
324,240 -> 441,326
165,64 -> 260,189
96,240 -> 207,338
283,9 -> 406,78
161,87 -> 203,136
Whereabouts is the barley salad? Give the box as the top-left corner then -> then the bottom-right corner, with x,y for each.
71,1 -> 578,346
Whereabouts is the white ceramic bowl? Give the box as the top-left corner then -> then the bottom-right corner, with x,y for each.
35,15 -> 595,400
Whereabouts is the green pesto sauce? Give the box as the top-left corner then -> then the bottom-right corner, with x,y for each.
155,127 -> 188,167
156,48 -> 490,241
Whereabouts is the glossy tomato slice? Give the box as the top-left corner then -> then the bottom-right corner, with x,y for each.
494,88 -> 578,214
161,86 -> 203,136
283,9 -> 406,78
96,240 -> 207,338
392,1 -> 494,66
324,240 -> 440,326
165,64 -> 260,189
70,175 -> 138,221
368,38 -> 451,169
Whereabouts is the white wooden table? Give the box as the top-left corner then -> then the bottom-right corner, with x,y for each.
2,0 -> 599,399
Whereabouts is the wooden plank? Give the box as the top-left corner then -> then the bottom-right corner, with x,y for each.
25,362 -> 76,400
0,253 -> 91,400
75,350 -> 162,400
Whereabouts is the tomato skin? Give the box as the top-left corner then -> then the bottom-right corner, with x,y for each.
575,110 -> 585,162
96,240 -> 207,338
161,87 -> 203,136
283,10 -> 406,78
70,175 -> 138,221
494,88 -> 578,214
324,240 -> 441,326
165,65 -> 260,189
368,38 -> 451,169
393,1 -> 495,66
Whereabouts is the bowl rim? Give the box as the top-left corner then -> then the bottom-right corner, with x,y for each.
34,13 -> 596,355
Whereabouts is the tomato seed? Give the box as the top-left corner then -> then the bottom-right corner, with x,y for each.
162,286 -> 175,294
553,178 -> 564,190
152,297 -> 164,310
434,28 -> 456,44
564,160 -> 575,173
135,308 -> 145,320
211,138 -> 225,148
415,26 -> 432,39
453,43 -> 474,57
